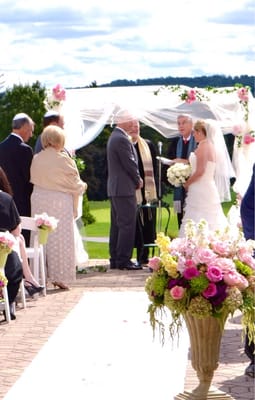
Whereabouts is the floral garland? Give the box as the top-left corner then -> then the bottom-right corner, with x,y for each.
44,83 -> 66,111
154,84 -> 255,149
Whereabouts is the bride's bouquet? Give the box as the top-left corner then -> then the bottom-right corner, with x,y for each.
167,162 -> 191,187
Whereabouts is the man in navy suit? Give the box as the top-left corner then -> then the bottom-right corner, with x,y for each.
240,163 -> 255,378
0,113 -> 34,244
107,112 -> 143,270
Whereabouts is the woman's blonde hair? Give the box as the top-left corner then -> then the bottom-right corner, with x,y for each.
41,125 -> 65,149
194,120 -> 207,136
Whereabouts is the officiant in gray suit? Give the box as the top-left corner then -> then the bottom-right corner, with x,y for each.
107,111 -> 143,270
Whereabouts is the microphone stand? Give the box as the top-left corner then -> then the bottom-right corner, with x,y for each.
157,142 -> 162,233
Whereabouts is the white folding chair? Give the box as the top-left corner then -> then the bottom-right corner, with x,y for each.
0,283 -> 11,322
20,217 -> 47,296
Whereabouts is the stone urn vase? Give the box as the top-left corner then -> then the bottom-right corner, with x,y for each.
175,313 -> 234,400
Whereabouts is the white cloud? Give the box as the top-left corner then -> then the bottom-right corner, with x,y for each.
0,0 -> 254,89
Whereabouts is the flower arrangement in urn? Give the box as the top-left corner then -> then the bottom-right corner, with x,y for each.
167,163 -> 191,187
34,213 -> 58,244
145,219 -> 255,342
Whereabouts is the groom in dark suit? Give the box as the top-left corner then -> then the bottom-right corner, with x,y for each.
0,113 -> 34,244
240,163 -> 255,378
167,114 -> 196,228
107,111 -> 143,270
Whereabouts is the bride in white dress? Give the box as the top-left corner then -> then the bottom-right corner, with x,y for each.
177,119 -> 235,237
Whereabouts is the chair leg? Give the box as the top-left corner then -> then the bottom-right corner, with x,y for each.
20,280 -> 27,308
3,286 -> 11,323
39,247 -> 47,296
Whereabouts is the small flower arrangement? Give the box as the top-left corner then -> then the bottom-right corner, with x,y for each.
0,231 -> 16,254
0,270 -> 8,291
167,163 -> 191,187
34,213 -> 58,232
44,83 -> 66,111
145,219 -> 255,343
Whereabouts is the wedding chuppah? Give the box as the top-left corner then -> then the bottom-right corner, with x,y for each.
61,84 -> 255,196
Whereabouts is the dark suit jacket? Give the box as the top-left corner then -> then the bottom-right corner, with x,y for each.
240,163 -> 255,241
107,127 -> 141,197
0,134 -> 33,216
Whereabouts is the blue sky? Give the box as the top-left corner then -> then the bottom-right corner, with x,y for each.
0,0 -> 254,90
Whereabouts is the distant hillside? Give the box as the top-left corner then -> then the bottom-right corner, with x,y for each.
74,74 -> 254,95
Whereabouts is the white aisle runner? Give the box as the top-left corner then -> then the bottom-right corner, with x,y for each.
4,291 -> 190,400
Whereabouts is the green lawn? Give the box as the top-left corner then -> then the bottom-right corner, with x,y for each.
82,192 -> 236,259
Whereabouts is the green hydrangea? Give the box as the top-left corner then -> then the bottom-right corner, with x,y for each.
164,289 -> 186,314
224,287 -> 243,313
189,274 -> 209,294
188,296 -> 212,318
234,259 -> 253,276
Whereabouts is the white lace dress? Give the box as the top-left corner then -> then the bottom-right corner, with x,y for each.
179,152 -> 228,237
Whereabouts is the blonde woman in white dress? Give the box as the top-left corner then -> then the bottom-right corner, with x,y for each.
176,120 -> 234,237
30,125 -> 87,289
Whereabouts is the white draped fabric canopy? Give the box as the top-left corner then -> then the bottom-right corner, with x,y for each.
59,84 -> 255,196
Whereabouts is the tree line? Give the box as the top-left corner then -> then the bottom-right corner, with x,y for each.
0,75 -> 253,203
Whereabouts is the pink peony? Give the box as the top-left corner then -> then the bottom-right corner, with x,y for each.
206,265 -> 223,282
148,256 -> 161,271
170,286 -> 186,300
213,257 -> 235,272
211,240 -> 231,257
223,271 -> 249,290
203,282 -> 217,298
193,247 -> 216,265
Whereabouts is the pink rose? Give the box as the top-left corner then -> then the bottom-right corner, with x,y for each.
148,256 -> 161,271
205,265 -> 223,282
170,286 -> 186,300
203,282 -> 217,298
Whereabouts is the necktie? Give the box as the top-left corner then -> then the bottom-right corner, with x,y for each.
184,139 -> 188,145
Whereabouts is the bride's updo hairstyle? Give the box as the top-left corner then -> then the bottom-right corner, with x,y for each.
194,120 -> 207,137
41,125 -> 65,150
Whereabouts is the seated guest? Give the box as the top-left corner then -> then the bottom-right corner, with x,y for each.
0,168 -> 44,313
30,125 -> 87,290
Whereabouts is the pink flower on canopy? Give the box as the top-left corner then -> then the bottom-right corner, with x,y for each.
53,84 -> 66,101
193,247 -> 216,265
211,240 -> 231,257
186,89 -> 196,104
183,266 -> 200,280
237,87 -> 249,102
203,282 -> 217,298
232,124 -> 242,136
223,271 -> 249,290
206,265 -> 223,282
148,256 -> 161,271
170,286 -> 186,300
244,134 -> 255,145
